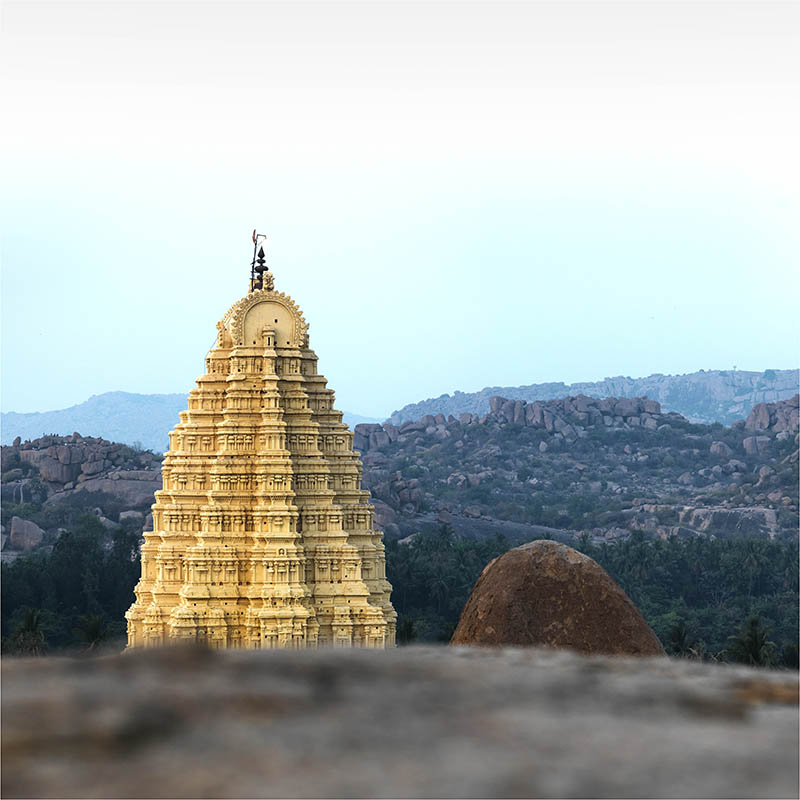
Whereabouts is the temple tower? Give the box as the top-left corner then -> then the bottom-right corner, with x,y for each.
126,240 -> 396,649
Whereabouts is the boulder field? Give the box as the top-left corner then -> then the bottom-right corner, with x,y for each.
1,434 -> 161,562
357,394 -> 799,544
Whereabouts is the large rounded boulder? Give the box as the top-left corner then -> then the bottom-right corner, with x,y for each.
451,540 -> 665,656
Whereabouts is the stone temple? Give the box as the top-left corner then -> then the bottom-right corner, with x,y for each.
126,245 -> 396,649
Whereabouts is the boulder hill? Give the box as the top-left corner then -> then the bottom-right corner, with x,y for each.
356,394 -> 798,545
1,395 -> 797,563
389,368 -> 799,426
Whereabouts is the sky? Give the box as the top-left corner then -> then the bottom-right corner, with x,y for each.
2,0 -> 798,419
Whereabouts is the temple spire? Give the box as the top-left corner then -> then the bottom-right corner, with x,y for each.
125,263 -> 396,650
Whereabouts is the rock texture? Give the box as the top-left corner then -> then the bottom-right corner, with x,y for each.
451,540 -> 665,656
361,394 -> 713,461
1,434 -> 161,503
367,394 -> 679,456
8,517 -> 45,551
389,368 -> 799,426
742,394 -> 800,435
4,391 -> 798,564
354,393 -> 798,545
2,645 -> 798,799
1,434 -> 162,563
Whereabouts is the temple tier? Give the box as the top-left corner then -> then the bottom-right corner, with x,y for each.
126,277 -> 396,648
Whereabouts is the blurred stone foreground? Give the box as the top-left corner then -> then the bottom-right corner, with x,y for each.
2,645 -> 798,799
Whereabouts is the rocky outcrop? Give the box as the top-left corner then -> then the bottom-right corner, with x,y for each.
358,394 -> 678,456
389,368 -> 799,426
677,507 -> 778,539
451,540 -> 665,656
4,392 -> 798,560
45,472 -> 163,508
3,645 -> 796,800
7,517 -> 45,551
354,394 -> 799,545
742,435 -> 772,457
742,394 -> 799,435
710,441 -> 733,458
1,435 -> 162,559
2,434 -> 160,493
621,501 -> 781,541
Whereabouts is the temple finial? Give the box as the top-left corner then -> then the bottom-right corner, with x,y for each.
249,230 -> 272,292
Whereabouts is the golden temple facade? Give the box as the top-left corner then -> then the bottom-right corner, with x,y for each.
126,253 -> 396,649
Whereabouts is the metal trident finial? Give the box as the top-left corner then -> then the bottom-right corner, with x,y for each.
250,230 -> 268,291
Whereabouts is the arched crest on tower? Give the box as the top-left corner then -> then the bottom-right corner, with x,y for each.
222,289 -> 309,348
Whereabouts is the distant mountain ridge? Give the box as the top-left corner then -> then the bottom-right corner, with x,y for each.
1,392 -> 381,453
4,368 -> 797,452
388,369 -> 799,426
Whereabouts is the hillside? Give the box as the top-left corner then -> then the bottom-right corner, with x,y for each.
1,392 -> 380,453
359,394 -> 799,546
388,368 -> 799,426
2,397 -> 797,655
3,396 -> 797,567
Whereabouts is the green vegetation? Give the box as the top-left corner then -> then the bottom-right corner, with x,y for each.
725,616 -> 776,667
8,608 -> 45,656
576,533 -> 798,663
386,528 -> 512,643
1,490 -> 136,532
3,518 -> 797,668
387,528 -> 798,666
1,514 -> 140,653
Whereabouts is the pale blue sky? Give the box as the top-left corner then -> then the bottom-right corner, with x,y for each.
2,1 -> 798,418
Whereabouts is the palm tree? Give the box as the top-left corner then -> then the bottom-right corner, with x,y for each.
667,620 -> 692,656
390,553 -> 414,612
72,613 -> 109,651
10,608 -> 46,656
780,643 -> 799,670
726,616 -> 776,667
396,616 -> 417,645
427,572 -> 450,615
741,543 -> 763,598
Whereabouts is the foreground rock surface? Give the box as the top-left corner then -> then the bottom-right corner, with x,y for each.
3,646 -> 799,799
452,540 -> 665,656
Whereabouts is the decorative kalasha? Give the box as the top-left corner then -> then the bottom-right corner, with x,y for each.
126,237 -> 396,648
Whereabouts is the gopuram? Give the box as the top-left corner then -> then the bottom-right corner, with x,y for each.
126,237 -> 396,649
